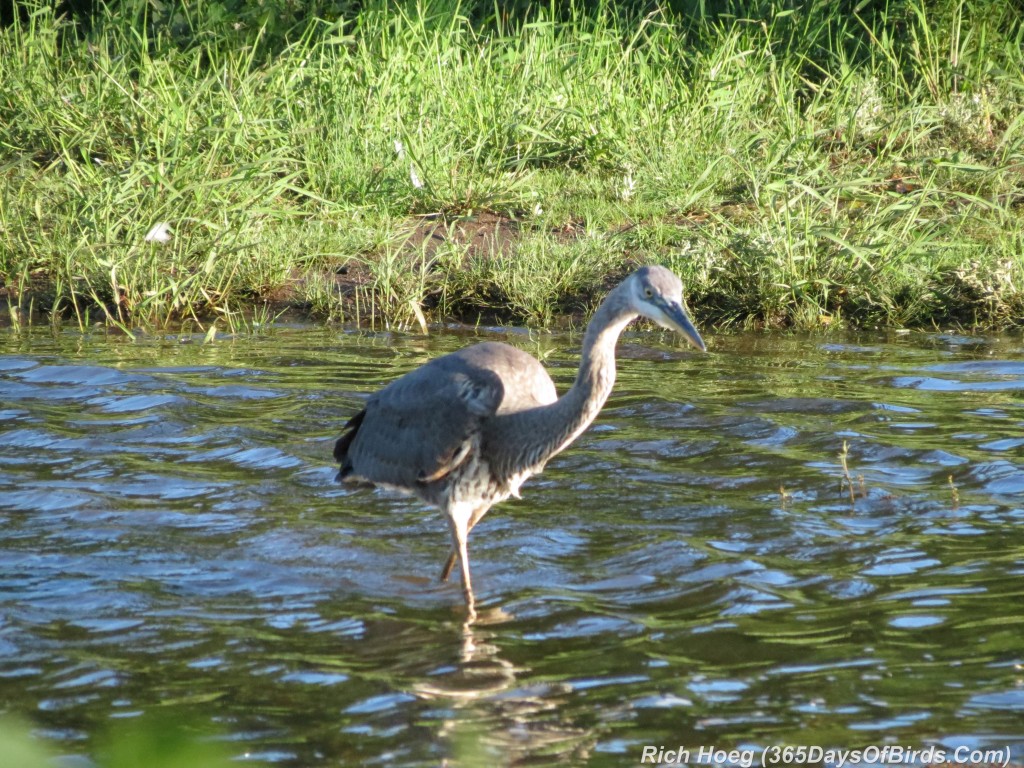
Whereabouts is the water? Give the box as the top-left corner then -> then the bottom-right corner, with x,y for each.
1,326 -> 1023,766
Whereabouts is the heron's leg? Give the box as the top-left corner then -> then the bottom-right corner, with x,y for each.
446,507 -> 476,615
439,504 -> 490,582
439,551 -> 458,583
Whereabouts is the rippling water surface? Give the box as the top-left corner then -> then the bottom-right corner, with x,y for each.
1,326 -> 1023,766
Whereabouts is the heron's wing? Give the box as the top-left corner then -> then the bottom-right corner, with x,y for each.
335,354 -> 505,490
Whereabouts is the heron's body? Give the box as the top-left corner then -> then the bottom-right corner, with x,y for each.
335,266 -> 705,611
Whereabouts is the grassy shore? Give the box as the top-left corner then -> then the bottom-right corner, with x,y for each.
1,0 -> 1023,333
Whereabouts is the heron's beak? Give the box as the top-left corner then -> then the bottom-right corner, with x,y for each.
660,300 -> 706,352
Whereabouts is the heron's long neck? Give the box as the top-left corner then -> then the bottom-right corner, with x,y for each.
550,302 -> 636,454
494,293 -> 637,474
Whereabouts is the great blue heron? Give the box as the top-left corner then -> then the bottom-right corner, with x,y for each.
335,265 -> 705,612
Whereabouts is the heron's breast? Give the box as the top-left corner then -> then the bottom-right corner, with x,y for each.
445,454 -> 516,508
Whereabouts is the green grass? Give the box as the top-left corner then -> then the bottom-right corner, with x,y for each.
1,0 -> 1023,332
0,713 -> 261,768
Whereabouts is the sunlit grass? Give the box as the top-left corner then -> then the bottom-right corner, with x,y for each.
1,0 -> 1022,331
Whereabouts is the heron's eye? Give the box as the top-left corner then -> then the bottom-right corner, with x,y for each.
643,287 -> 653,298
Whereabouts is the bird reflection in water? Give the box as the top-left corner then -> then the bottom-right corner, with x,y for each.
414,607 -> 597,765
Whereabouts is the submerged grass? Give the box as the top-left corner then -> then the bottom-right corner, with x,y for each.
1,0 -> 1023,331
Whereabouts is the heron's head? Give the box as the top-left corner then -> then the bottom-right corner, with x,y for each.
627,266 -> 706,352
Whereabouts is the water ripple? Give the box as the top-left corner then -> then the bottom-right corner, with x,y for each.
1,329 -> 1023,764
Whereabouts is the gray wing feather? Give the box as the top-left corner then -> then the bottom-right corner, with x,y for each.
336,342 -> 554,490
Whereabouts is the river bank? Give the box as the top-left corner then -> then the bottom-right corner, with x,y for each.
2,0 -> 1022,333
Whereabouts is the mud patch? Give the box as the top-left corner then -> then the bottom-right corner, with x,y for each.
396,211 -> 524,262
240,212 -> 532,324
